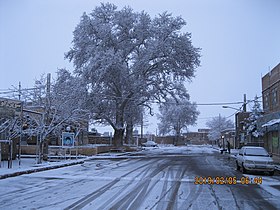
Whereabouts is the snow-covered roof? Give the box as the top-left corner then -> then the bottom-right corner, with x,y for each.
262,118 -> 280,127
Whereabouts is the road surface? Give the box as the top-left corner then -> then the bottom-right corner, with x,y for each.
0,146 -> 279,210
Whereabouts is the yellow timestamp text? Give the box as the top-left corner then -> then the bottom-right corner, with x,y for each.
194,176 -> 262,185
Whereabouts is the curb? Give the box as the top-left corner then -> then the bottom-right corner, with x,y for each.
0,153 -> 133,180
0,160 -> 84,180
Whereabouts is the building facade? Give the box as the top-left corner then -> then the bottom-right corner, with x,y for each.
262,63 -> 280,113
183,129 -> 210,145
259,63 -> 280,156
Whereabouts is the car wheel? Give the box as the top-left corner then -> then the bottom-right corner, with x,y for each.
269,171 -> 274,176
241,163 -> 247,174
236,161 -> 240,171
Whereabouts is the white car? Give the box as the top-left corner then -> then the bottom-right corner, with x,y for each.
142,140 -> 158,147
236,146 -> 275,175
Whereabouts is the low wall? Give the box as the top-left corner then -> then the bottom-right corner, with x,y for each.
21,145 -> 37,155
76,146 -> 115,156
155,136 -> 175,145
88,136 -> 111,144
21,145 -> 115,157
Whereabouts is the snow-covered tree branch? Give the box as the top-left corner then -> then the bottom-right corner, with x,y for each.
206,115 -> 234,142
65,3 -> 201,146
245,95 -> 263,138
157,98 -> 199,143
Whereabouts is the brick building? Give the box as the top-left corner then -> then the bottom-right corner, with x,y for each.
259,63 -> 280,156
183,129 -> 210,145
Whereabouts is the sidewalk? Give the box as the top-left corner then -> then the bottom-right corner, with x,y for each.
0,152 -> 130,180
0,158 -> 85,179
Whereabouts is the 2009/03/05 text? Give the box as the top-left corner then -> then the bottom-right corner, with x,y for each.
194,176 -> 262,185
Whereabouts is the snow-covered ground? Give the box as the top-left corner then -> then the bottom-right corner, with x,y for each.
245,174 -> 280,196
0,145 -> 214,176
0,144 -> 278,177
0,145 -> 279,209
0,157 -> 85,178
141,144 -> 216,154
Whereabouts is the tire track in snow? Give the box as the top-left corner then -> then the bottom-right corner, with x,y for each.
106,159 -> 171,210
179,180 -> 203,209
165,168 -> 188,210
95,158 -> 165,210
152,160 -> 190,210
64,158 -> 161,210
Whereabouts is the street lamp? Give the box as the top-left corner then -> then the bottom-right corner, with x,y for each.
222,105 -> 244,149
66,126 -> 71,132
221,135 -> 225,150
222,106 -> 241,112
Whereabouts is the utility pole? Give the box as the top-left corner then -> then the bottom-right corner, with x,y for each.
42,73 -> 51,162
140,113 -> 143,139
18,81 -> 23,167
18,82 -> 22,166
18,82 -> 21,100
243,94 -> 247,112
46,73 -> 51,109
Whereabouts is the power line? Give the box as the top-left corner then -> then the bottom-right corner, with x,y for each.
0,90 -> 18,95
195,102 -> 244,106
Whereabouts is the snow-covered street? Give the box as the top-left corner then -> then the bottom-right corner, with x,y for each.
0,145 -> 280,210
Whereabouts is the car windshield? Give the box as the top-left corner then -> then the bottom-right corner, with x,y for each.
244,148 -> 269,156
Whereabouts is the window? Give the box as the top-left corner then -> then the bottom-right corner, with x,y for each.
244,148 -> 269,157
263,92 -> 269,111
272,88 -> 278,107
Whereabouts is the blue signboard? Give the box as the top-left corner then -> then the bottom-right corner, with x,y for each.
62,132 -> 75,147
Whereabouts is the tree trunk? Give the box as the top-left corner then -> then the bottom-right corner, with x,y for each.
113,102 -> 125,147
125,120 -> 133,145
37,138 -> 43,164
43,140 -> 48,161
113,128 -> 124,147
174,125 -> 181,146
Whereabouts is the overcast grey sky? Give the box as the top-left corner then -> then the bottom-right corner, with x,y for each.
1,0 -> 280,133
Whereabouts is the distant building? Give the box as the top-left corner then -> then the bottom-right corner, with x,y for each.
183,129 -> 209,145
0,97 -> 22,160
153,129 -> 210,145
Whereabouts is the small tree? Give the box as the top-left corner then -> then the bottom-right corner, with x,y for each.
246,95 -> 263,139
157,98 -> 199,144
0,71 -> 89,164
206,115 -> 234,145
20,71 -> 88,163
